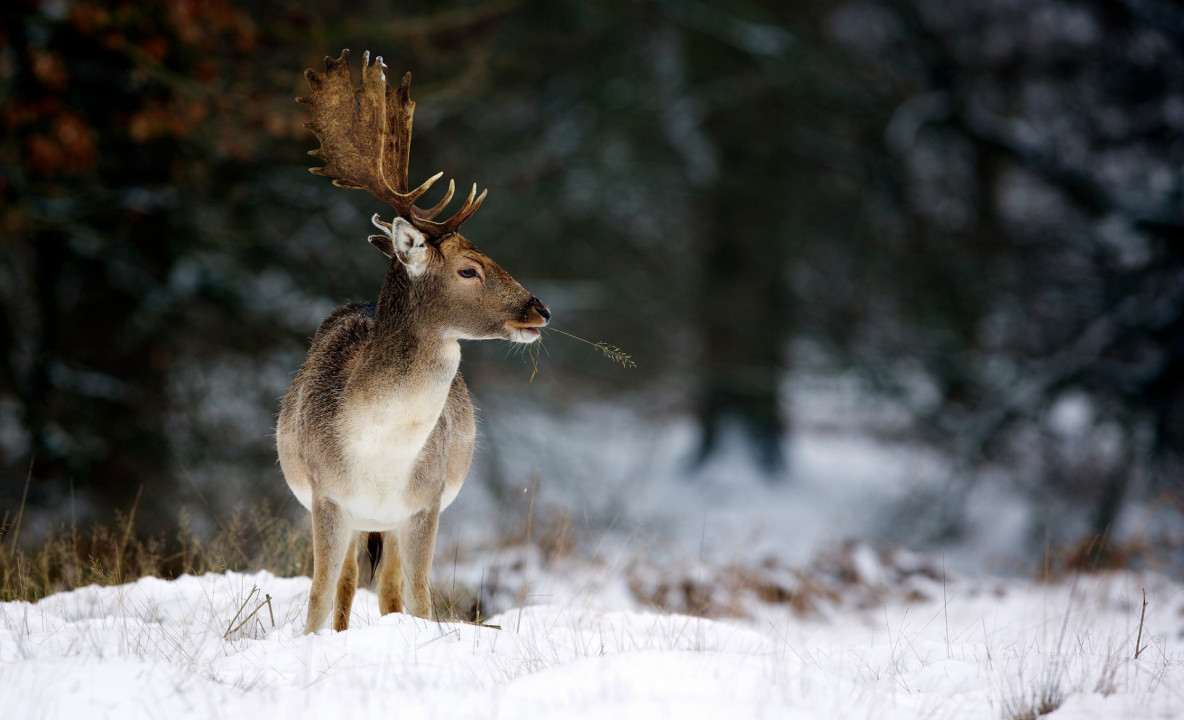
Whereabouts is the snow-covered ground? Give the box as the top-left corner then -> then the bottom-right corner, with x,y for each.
6,388 -> 1182,718
3,557 -> 1182,719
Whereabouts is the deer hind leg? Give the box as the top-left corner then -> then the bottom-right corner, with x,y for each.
376,531 -> 403,615
396,507 -> 440,620
332,533 -> 360,631
303,495 -> 351,634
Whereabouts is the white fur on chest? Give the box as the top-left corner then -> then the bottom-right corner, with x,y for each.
338,347 -> 460,528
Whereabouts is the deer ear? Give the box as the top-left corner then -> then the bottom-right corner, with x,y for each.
389,217 -> 429,277
370,215 -> 429,276
367,234 -> 396,258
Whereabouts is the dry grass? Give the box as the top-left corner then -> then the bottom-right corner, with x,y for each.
1042,493 -> 1184,580
628,541 -> 946,620
0,499 -> 311,604
0,474 -> 584,622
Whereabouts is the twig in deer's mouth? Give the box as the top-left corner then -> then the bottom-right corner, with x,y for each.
544,327 -> 636,369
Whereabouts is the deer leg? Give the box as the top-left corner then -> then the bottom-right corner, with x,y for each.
396,507 -> 440,620
376,530 -> 403,615
303,495 -> 350,634
332,533 -> 360,631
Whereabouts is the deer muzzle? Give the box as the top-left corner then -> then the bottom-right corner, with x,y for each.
505,296 -> 550,342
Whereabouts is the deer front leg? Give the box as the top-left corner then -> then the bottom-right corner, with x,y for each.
376,531 -> 403,615
304,495 -> 351,634
333,533 -> 360,631
396,507 -> 440,620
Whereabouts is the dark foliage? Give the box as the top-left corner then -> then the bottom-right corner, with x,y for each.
1,0 -> 1180,551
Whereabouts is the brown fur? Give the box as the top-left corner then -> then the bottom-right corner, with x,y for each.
277,227 -> 548,633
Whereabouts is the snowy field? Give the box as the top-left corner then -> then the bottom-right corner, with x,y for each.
5,394 -> 1182,719
3,558 -> 1182,719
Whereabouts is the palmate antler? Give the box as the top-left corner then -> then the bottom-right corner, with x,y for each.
298,49 -> 486,241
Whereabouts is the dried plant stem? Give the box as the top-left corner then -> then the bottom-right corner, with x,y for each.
1134,588 -> 1148,659
528,333 -> 546,382
544,327 -> 636,369
7,460 -> 33,555
224,586 -> 259,638
224,586 -> 276,640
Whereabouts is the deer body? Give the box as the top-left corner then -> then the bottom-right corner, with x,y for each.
280,305 -> 469,531
278,51 -> 548,634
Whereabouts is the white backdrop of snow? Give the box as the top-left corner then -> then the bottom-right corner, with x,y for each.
3,567 -> 1181,719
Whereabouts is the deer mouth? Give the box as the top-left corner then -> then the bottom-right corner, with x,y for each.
505,321 -> 544,343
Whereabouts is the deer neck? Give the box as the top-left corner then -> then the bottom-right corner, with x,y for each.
363,261 -> 460,383
336,261 -> 459,498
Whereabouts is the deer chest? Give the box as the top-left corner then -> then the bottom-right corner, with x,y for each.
337,380 -> 452,524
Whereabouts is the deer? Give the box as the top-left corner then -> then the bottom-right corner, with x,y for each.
276,50 -> 550,634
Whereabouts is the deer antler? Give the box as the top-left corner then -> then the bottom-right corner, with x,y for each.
298,50 -> 487,241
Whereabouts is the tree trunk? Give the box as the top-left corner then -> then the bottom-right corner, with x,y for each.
692,148 -> 789,477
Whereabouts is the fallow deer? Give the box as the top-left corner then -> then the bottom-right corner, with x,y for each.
277,50 -> 549,634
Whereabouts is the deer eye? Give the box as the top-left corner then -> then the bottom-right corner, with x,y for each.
458,267 -> 479,279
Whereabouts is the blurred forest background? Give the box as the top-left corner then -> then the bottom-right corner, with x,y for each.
2,0 -> 1182,564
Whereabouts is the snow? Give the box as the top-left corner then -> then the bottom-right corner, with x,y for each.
5,388 -> 1182,718
3,561 -> 1182,719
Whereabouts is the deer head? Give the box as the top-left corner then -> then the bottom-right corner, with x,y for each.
298,50 -> 549,343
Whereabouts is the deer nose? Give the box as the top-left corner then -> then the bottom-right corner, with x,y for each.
529,297 -> 551,324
